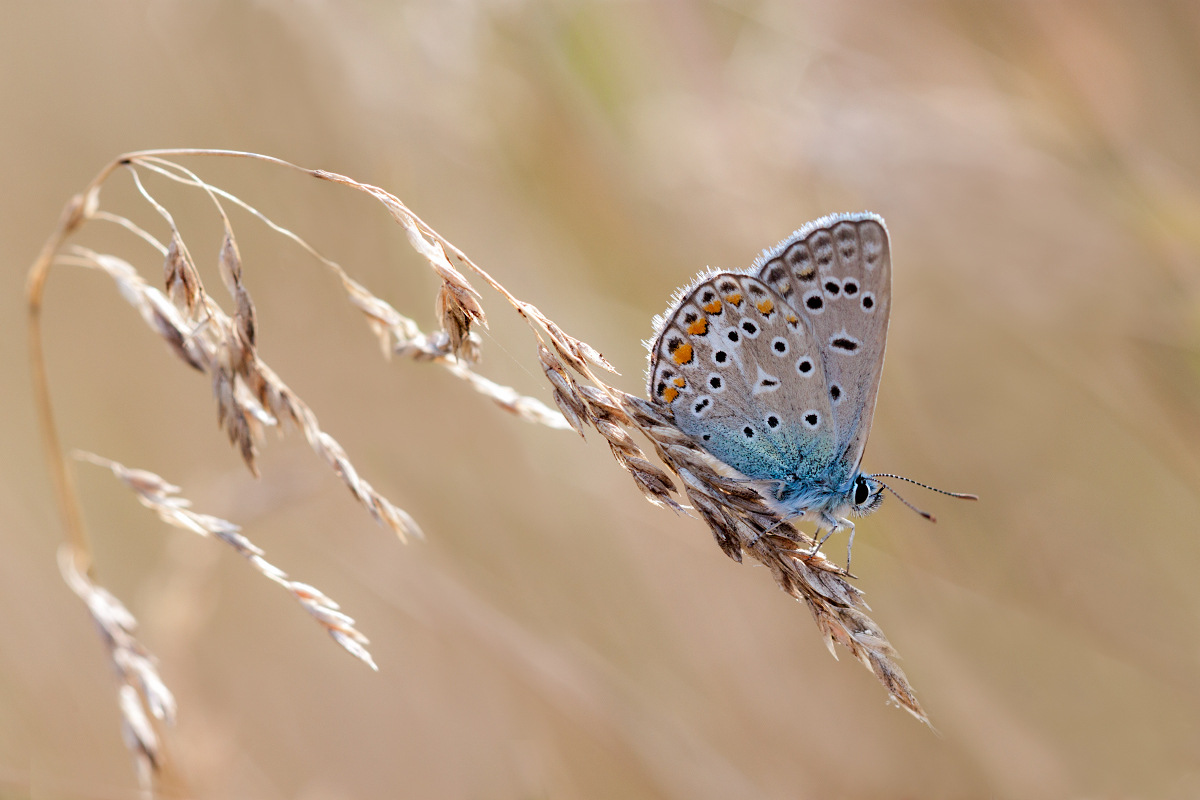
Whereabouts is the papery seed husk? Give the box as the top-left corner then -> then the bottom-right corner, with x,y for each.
163,234 -> 200,314
685,488 -> 742,562
234,285 -> 257,351
593,420 -> 636,451
552,391 -> 587,437
218,231 -> 242,289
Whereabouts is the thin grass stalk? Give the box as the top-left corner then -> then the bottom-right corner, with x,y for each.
59,547 -> 175,793
76,452 -> 379,670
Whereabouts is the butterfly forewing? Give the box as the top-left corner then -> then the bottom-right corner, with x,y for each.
755,214 -> 891,474
648,273 -> 836,483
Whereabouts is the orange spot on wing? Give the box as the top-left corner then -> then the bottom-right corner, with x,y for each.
703,300 -> 722,314
786,313 -> 799,325
662,386 -> 679,403
673,377 -> 686,387
725,293 -> 743,306
757,299 -> 774,315
687,318 -> 709,336
672,343 -> 694,365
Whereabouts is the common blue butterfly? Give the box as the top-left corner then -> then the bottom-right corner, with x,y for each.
647,213 -> 896,569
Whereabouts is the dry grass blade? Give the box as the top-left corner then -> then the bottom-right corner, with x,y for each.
76,451 -> 379,671
59,546 -> 173,787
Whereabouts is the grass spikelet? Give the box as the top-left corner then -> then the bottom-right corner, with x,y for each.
75,452 -> 379,670
58,547 -> 174,788
134,157 -> 565,430
59,241 -> 421,541
619,394 -> 928,722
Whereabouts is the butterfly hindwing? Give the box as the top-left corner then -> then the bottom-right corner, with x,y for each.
755,213 -> 891,475
648,273 -> 836,483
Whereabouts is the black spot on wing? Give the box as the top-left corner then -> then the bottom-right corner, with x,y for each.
831,336 -> 859,352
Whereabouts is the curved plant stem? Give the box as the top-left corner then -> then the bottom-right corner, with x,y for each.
27,191 -> 96,576
24,149 -> 287,576
25,151 -> 205,797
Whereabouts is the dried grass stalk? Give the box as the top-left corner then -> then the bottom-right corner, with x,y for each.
333,271 -> 567,427
59,547 -> 174,787
76,452 -> 378,670
131,157 -> 567,430
60,245 -> 422,542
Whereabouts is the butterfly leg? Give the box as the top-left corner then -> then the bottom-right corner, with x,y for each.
807,515 -> 857,571
840,517 -> 857,573
756,511 -> 806,547
807,515 -> 839,557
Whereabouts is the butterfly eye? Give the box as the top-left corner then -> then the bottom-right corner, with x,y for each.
854,478 -> 870,505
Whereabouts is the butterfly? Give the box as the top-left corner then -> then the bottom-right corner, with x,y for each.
647,212 -> 898,570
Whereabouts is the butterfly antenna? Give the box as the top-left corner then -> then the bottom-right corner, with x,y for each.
869,473 -> 979,501
872,479 -> 937,522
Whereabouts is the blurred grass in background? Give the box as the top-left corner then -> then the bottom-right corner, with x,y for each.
3,1 -> 1200,797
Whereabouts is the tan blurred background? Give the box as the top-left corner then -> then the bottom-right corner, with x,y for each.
3,0 -> 1200,797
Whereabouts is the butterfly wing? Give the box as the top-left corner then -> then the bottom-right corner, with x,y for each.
648,273 -> 837,483
755,213 -> 891,475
